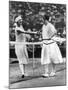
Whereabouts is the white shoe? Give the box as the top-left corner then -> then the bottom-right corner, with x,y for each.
50,72 -> 56,77
42,73 -> 49,78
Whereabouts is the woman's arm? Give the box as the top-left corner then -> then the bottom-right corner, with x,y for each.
17,28 -> 38,35
23,30 -> 37,34
13,23 -> 38,35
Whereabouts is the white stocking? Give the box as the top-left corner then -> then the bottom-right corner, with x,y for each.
51,63 -> 56,73
19,64 -> 25,75
44,64 -> 49,74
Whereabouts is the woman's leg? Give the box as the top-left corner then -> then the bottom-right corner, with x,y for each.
19,63 -> 25,78
42,64 -> 49,77
44,64 -> 49,74
50,62 -> 56,76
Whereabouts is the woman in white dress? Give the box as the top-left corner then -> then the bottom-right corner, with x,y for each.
13,15 -> 37,78
14,15 -> 29,78
41,15 -> 63,77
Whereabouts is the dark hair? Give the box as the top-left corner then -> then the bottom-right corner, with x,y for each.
44,15 -> 49,21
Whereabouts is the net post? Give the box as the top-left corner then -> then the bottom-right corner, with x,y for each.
32,44 -> 35,76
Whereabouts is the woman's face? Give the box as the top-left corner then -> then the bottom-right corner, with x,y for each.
44,20 -> 48,25
18,19 -> 22,25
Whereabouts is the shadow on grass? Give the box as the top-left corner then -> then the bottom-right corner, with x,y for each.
10,67 -> 66,84
10,75 -> 42,84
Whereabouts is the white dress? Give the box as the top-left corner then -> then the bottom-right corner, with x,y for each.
41,23 -> 63,64
15,25 -> 28,64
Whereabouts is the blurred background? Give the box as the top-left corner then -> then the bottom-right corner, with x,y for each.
9,1 -> 66,63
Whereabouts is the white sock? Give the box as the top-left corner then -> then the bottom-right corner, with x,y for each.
51,63 -> 56,73
19,64 -> 25,75
44,64 -> 49,74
